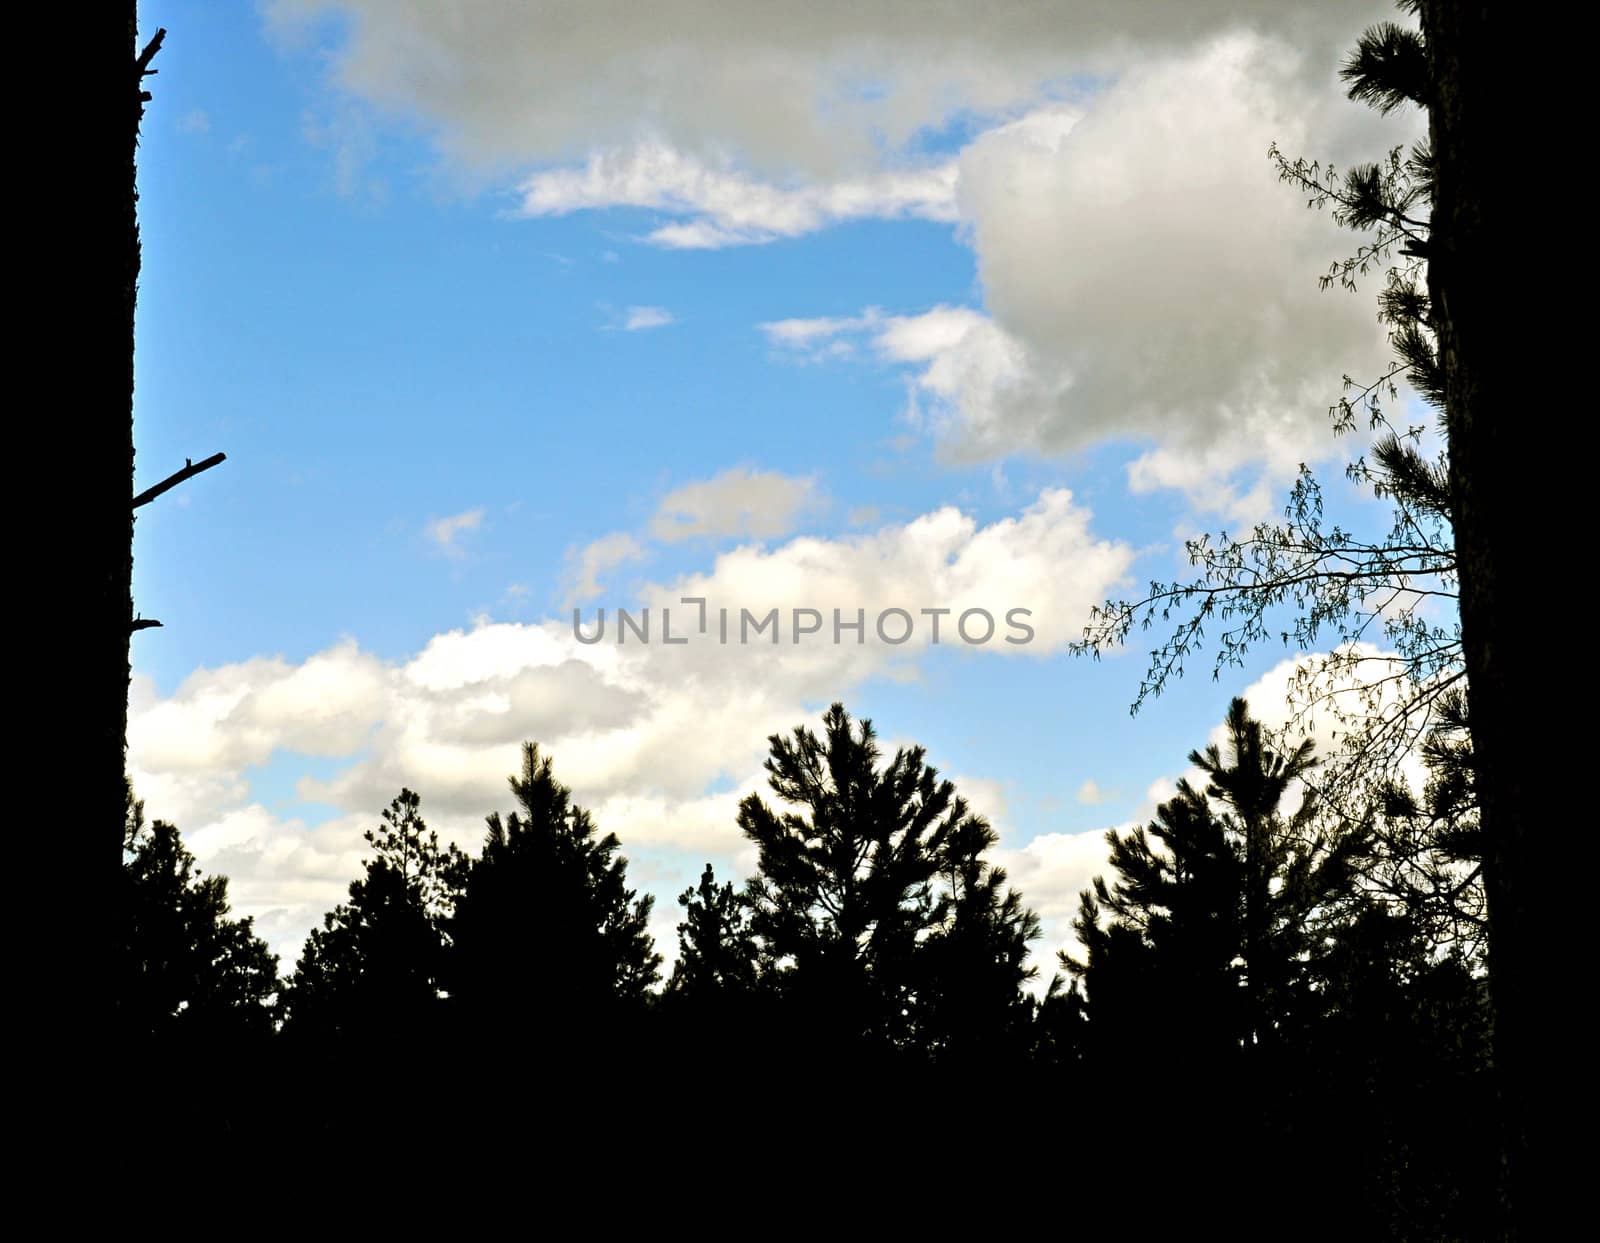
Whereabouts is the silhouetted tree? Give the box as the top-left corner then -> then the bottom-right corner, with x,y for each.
914,814 -> 1041,1066
1068,701 -> 1370,1098
657,862 -> 772,1088
1066,770 -> 1244,1076
1367,685 -> 1485,962
1066,697 -> 1494,1233
281,789 -> 464,1040
448,743 -> 660,1041
1302,899 -> 1498,1238
739,703 -> 952,1056
739,702 -> 1038,1070
1408,5 -> 1555,1214
669,864 -> 761,1001
119,783 -> 278,1040
55,7 -> 165,1114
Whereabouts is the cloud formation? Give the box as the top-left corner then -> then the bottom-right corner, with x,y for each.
650,467 -> 820,543
276,3 -> 1416,500
518,143 -> 957,248
622,306 -> 675,331
761,33 -> 1419,512
425,507 -> 485,556
129,489 -> 1132,969
270,0 -> 1387,176
564,532 -> 645,604
140,539 -> 1408,988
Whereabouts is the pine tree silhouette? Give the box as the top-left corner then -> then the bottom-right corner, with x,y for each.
447,743 -> 660,1069
281,789 -> 464,1041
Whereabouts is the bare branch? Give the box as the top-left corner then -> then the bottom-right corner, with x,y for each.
132,452 -> 226,510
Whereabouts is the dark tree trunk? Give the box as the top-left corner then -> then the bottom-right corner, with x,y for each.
106,5 -> 140,994
1421,4 -> 1557,1233
34,4 -> 144,1132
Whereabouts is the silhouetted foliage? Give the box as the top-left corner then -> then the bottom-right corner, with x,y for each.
281,789 -> 464,1040
108,696 -> 1500,1207
914,814 -> 1041,1066
1066,697 -> 1496,1234
119,783 -> 278,1040
448,742 -> 660,1039
1067,700 -> 1367,1066
669,863 -> 761,1001
738,702 -> 1039,1071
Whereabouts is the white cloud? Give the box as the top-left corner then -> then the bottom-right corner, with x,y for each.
131,639 -> 388,780
179,109 -> 211,134
270,1 -> 1388,177
564,532 -> 645,604
425,507 -> 485,556
993,829 -> 1121,981
1226,644 -> 1438,802
623,305 -> 675,331
758,31 -> 1418,513
130,489 -> 1133,968
761,310 -> 880,348
650,467 -> 820,543
518,143 -> 957,247
276,3 -> 1414,500
948,39 -> 1406,489
1075,778 -> 1111,806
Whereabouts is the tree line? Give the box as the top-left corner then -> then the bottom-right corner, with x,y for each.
119,696 -> 1496,1234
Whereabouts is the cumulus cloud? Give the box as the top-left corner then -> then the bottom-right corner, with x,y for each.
273,3 -> 1415,496
993,829 -> 1122,976
268,1 -> 1387,177
132,639 -> 387,780
129,489 -> 1132,967
761,32 -> 1418,513
951,39 -> 1406,485
1225,644 -> 1439,805
650,467 -> 820,543
425,507 -> 485,556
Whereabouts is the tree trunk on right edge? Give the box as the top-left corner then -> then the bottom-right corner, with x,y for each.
1421,4 -> 1560,1235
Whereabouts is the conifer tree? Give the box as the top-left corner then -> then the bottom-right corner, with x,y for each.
281,788 -> 464,1039
1067,699 -> 1369,1067
739,702 -> 1039,1066
1059,697 -> 1504,1229
119,784 -> 279,1040
668,864 -> 760,1001
914,815 -> 1041,1066
739,703 -> 953,1052
447,743 -> 660,1037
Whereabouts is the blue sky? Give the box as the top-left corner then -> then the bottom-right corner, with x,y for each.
128,0 -> 1421,971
